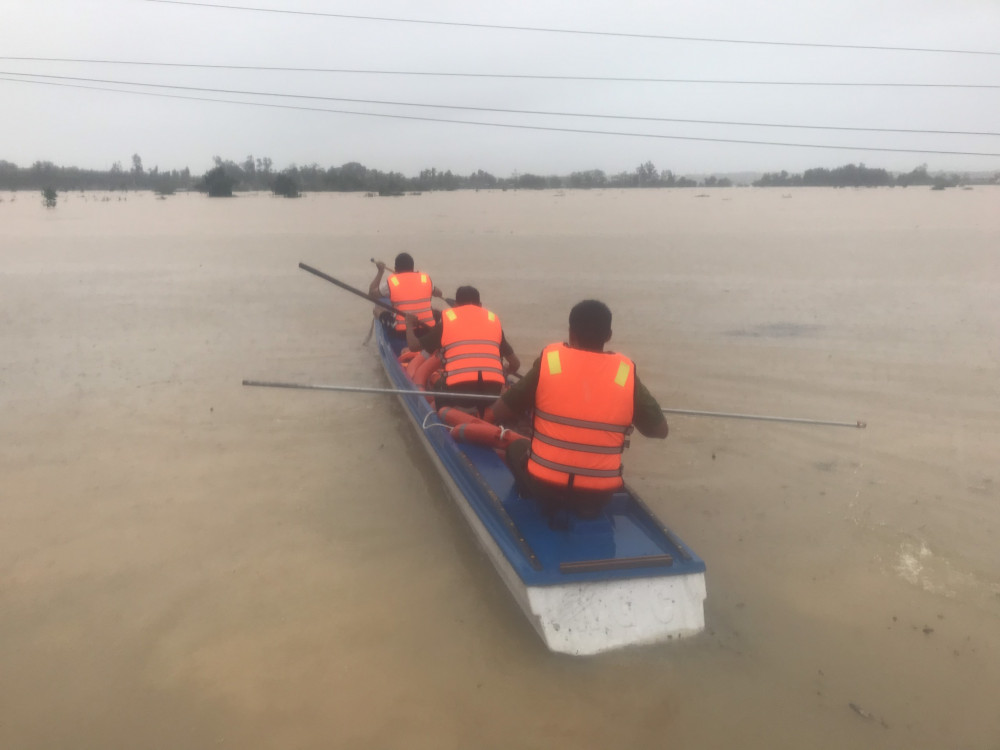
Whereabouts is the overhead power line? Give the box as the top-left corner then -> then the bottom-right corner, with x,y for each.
4,71 -> 997,138
145,0 -> 1000,57
5,76 -> 999,158
2,57 -> 998,89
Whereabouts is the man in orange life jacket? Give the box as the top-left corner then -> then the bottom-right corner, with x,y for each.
490,299 -> 667,519
368,252 -> 443,336
405,285 -> 521,410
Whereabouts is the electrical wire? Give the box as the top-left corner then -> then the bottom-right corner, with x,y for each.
3,71 -> 996,138
145,0 -> 1000,57
2,57 -> 997,89
4,75 -> 999,158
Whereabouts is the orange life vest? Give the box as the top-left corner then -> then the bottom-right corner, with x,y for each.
527,343 -> 635,492
440,305 -> 505,387
388,272 -> 436,331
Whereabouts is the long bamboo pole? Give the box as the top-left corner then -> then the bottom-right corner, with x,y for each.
299,262 -> 400,315
242,380 -> 496,400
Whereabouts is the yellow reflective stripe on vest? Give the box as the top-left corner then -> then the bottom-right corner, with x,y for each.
546,349 -> 562,375
614,361 -> 631,387
445,309 -> 457,322
390,276 -> 399,287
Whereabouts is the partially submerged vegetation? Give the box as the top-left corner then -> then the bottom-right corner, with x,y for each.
752,163 -> 992,189
4,154 -> 190,194
271,173 -> 299,198
2,154 -> 996,196
200,166 -> 235,197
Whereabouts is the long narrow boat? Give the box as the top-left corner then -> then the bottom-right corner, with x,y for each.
376,320 -> 707,655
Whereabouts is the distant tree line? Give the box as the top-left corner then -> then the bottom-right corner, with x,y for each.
0,155 -> 192,193
197,158 -> 727,194
752,163 -> 998,189
562,163 -> 717,189
0,156 -> 730,196
2,155 -> 995,197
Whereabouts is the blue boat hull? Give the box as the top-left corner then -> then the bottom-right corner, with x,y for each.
376,321 -> 707,654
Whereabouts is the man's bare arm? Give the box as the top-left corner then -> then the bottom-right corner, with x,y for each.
505,352 -> 521,375
369,261 -> 387,299
404,314 -> 422,352
489,397 -> 515,425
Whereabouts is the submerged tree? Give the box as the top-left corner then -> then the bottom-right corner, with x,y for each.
201,166 -> 235,197
272,172 -> 300,198
41,187 -> 57,208
636,161 -> 659,187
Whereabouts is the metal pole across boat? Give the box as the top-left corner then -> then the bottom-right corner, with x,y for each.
662,408 -> 866,429
243,382 -> 866,426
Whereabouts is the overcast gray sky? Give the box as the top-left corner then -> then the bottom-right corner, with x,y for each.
2,0 -> 999,177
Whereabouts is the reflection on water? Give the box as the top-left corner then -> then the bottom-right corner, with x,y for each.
1,187 -> 998,749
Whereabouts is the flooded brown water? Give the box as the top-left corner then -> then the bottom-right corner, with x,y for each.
2,186 -> 998,749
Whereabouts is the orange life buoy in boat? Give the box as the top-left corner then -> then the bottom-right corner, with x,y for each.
438,406 -> 480,427
440,405 -> 523,435
450,421 -> 527,448
406,350 -> 428,378
452,422 -> 501,446
412,353 -> 442,388
398,349 -> 420,365
499,428 -> 528,446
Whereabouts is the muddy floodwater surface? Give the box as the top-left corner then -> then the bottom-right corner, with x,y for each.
1,187 -> 999,749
